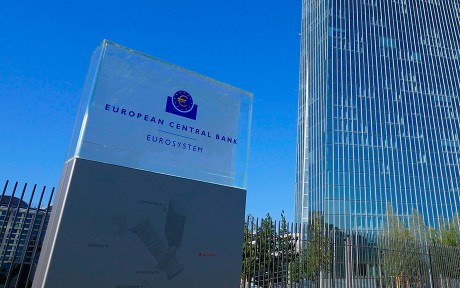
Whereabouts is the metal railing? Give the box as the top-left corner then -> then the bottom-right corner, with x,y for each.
1,179 -> 459,288
241,216 -> 460,288
0,181 -> 54,288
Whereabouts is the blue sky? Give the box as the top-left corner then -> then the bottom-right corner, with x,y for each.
0,0 -> 301,222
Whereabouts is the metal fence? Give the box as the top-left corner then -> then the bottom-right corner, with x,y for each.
2,179 -> 460,288
241,217 -> 460,288
0,181 -> 54,288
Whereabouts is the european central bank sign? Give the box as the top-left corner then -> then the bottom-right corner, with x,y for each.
66,41 -> 251,185
33,40 -> 252,288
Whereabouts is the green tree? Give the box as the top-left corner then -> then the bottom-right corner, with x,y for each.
241,212 -> 297,288
381,206 -> 425,288
241,214 -> 256,287
253,213 -> 276,287
427,214 -> 460,280
382,208 -> 460,284
276,211 -> 298,285
289,212 -> 331,284
439,214 -> 460,247
426,214 -> 460,246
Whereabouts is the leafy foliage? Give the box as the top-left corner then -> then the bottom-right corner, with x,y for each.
428,214 -> 460,279
241,211 -> 297,287
430,214 -> 460,247
381,206 -> 460,286
380,206 -> 425,286
289,212 -> 331,283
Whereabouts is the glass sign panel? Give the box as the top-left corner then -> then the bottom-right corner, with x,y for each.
67,40 -> 252,188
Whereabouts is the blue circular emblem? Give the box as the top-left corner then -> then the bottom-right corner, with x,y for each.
172,91 -> 194,113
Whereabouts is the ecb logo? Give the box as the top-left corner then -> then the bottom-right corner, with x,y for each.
165,90 -> 198,120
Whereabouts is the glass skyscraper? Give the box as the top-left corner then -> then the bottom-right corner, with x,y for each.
295,0 -> 460,233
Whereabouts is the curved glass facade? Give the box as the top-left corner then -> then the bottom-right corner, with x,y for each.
296,0 -> 460,233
